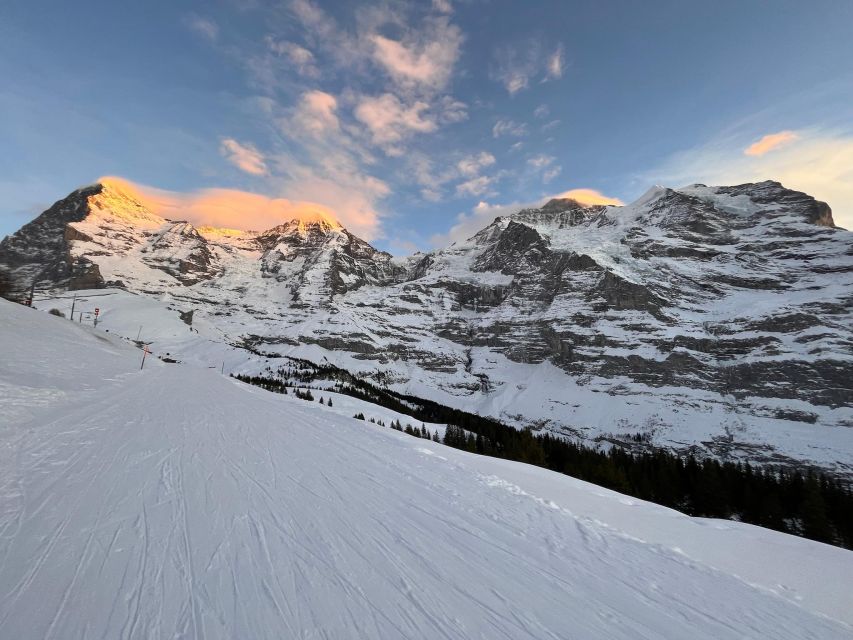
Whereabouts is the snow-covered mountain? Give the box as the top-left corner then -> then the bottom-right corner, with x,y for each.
2,178 -> 852,477
1,298 -> 852,638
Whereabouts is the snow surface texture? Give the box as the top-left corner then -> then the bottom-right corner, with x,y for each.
0,299 -> 852,639
1,179 -> 852,479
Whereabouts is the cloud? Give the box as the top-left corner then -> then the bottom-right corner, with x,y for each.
269,161 -> 389,238
744,130 -> 798,156
288,0 -> 364,68
266,39 -> 320,78
98,176 -> 348,233
291,90 -> 340,137
492,46 -> 537,95
438,96 -> 468,124
527,154 -> 555,169
199,0 -> 472,235
492,119 -> 528,138
456,175 -> 496,197
492,40 -> 565,94
287,0 -> 462,95
546,44 -> 564,79
648,128 -> 853,229
534,104 -> 550,119
457,151 -> 496,177
408,150 -> 498,201
407,153 -> 451,200
543,166 -> 562,183
185,14 -> 218,40
551,188 -> 623,206
219,138 -> 268,175
369,18 -> 462,92
354,93 -> 437,152
527,156 -> 563,185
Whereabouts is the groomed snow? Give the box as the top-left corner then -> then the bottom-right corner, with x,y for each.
1,299 -> 851,639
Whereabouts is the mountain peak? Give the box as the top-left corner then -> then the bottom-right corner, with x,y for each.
540,197 -> 606,212
261,213 -> 344,238
89,177 -> 165,228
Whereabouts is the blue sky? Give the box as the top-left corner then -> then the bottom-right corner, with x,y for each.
1,0 -> 852,251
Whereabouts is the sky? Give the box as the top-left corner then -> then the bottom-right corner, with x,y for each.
1,0 -> 852,253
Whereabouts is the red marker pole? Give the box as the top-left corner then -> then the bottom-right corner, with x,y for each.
140,344 -> 151,370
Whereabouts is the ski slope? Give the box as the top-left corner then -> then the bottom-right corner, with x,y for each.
0,299 -> 851,639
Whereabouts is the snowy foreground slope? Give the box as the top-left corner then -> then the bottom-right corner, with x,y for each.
0,300 -> 852,639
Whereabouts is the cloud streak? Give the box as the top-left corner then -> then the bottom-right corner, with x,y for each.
220,138 -> 268,175
744,130 -> 798,156
493,119 -> 527,138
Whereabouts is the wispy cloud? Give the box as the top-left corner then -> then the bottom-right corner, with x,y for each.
457,151 -> 496,177
744,130 -> 798,156
432,0 -> 452,13
369,17 -> 462,93
266,39 -> 320,78
527,154 -> 555,169
185,14 -> 219,40
541,119 -> 561,132
493,119 -> 528,138
546,44 -> 564,79
456,175 -> 496,197
408,150 -> 499,202
527,154 -> 562,183
220,138 -> 268,175
492,40 -> 565,94
543,166 -> 561,183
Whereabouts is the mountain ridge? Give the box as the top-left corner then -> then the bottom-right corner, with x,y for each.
1,178 -> 851,477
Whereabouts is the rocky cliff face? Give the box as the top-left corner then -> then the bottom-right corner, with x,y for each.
2,179 -> 852,475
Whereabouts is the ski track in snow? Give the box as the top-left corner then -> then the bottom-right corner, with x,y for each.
0,301 -> 851,639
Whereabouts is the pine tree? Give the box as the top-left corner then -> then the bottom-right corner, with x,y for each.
800,475 -> 833,543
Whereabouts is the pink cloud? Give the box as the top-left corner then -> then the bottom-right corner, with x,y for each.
744,131 -> 799,156
97,176 -> 378,237
551,188 -> 623,206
